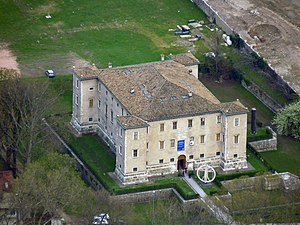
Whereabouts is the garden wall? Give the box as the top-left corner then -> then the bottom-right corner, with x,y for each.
241,80 -> 282,113
110,188 -> 199,204
248,126 -> 277,152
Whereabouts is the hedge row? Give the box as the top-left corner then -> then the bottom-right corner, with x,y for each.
113,181 -> 199,200
247,128 -> 273,142
214,170 -> 258,188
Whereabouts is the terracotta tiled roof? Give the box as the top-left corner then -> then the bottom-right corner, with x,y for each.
117,116 -> 148,129
219,101 -> 248,115
169,52 -> 200,65
75,54 -> 247,124
73,65 -> 100,78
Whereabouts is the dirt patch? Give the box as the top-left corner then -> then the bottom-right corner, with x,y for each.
20,52 -> 90,76
248,24 -> 281,43
205,0 -> 300,95
30,2 -> 57,16
0,43 -> 20,74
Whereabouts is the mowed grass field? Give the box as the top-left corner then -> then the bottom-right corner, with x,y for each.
0,0 -> 207,73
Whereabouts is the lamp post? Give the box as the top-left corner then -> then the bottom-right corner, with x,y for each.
152,190 -> 155,225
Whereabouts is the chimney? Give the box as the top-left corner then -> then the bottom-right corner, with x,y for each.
161,54 -> 165,61
251,108 -> 256,134
108,62 -> 112,68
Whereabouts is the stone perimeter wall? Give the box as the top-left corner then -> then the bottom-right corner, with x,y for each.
241,80 -> 282,113
193,0 -> 293,111
248,126 -> 277,152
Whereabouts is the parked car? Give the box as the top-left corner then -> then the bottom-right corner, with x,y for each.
45,70 -> 55,78
92,213 -> 109,225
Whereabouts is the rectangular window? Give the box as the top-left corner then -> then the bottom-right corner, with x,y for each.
200,118 -> 205,126
188,119 -> 193,128
146,142 -> 149,149
133,167 -> 137,172
75,95 -> 79,105
200,153 -> 205,158
170,158 -> 175,162
159,141 -> 165,149
173,121 -> 177,130
216,133 -> 221,142
189,155 -> 194,159
160,123 -> 165,132
234,154 -> 238,158
133,132 -> 139,140
98,83 -> 101,92
200,135 -> 205,143
234,135 -> 239,144
216,151 -> 221,156
110,110 -> 113,122
121,108 -> 124,116
76,79 -> 79,88
89,117 -> 93,122
234,117 -> 240,127
133,149 -> 138,158
119,146 -> 122,155
170,139 -> 175,148
98,100 -> 101,108
89,99 -> 94,108
217,115 -> 222,124
89,87 -> 94,91
159,159 -> 164,164
119,128 -> 123,137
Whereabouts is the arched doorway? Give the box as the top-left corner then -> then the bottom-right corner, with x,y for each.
177,155 -> 186,170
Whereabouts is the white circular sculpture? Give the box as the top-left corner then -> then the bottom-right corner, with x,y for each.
197,165 -> 216,183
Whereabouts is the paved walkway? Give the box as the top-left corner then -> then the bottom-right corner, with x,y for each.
183,174 -> 236,224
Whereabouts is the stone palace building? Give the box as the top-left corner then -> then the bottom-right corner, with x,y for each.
71,53 -> 248,184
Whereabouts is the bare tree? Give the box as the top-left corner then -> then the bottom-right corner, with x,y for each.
0,77 -> 58,174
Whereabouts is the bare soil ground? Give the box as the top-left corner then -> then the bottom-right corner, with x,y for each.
0,43 -> 20,74
206,0 -> 300,96
19,52 -> 91,76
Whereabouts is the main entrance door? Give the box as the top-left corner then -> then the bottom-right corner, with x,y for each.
177,155 -> 186,170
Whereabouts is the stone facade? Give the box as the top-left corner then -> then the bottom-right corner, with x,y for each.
71,54 -> 248,185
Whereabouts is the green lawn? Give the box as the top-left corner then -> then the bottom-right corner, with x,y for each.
260,136 -> 300,176
199,77 -> 275,126
246,149 -> 268,172
0,0 -> 208,71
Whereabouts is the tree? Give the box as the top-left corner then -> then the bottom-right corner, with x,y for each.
11,152 -> 89,225
272,101 -> 300,139
0,77 -> 57,174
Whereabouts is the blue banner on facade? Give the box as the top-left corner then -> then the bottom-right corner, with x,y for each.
177,140 -> 185,151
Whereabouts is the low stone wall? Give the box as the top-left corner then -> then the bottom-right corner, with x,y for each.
110,188 -> 199,204
249,126 -> 277,152
241,80 -> 282,113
